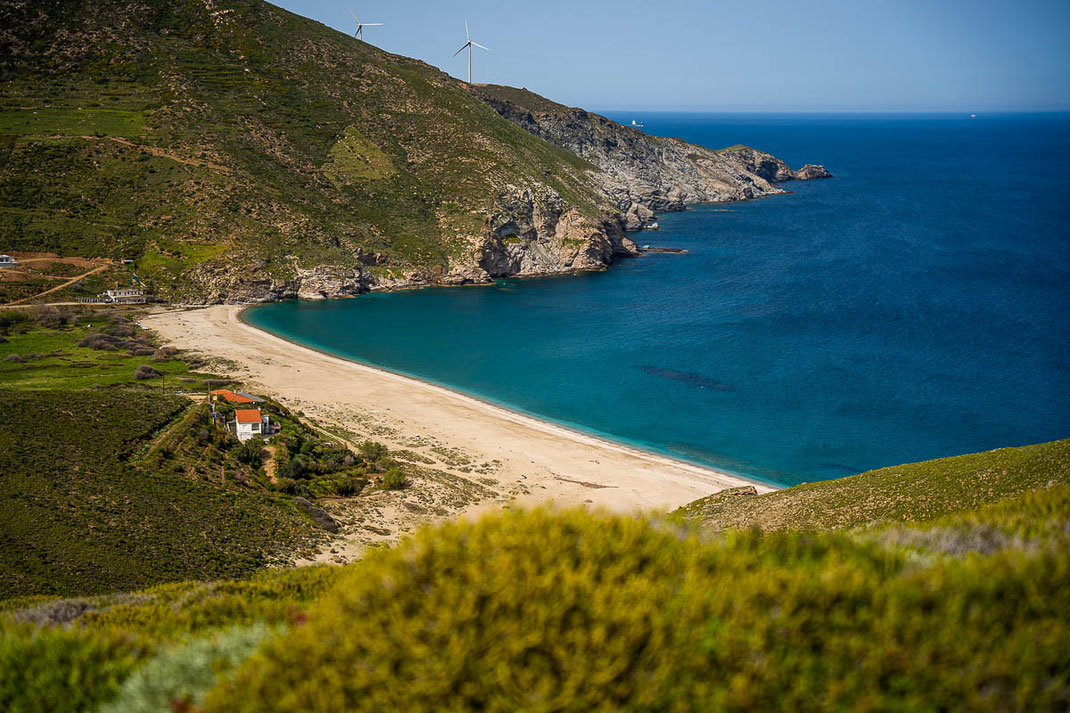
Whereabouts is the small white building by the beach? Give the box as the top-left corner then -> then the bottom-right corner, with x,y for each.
102,289 -> 146,304
234,408 -> 271,442
0,254 -> 18,268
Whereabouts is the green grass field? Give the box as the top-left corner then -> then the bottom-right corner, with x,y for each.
0,326 -> 190,390
0,108 -> 146,137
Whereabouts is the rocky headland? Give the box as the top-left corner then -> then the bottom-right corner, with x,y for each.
471,85 -> 831,227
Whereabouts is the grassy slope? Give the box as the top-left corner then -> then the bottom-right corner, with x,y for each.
0,309 -> 326,598
472,84 -> 573,114
0,388 -> 317,598
674,439 -> 1070,531
0,0 -> 610,297
0,306 -> 430,599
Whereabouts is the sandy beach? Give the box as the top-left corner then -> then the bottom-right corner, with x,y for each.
142,305 -> 772,561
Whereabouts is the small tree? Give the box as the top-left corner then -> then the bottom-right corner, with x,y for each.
381,467 -> 407,491
236,438 -> 265,466
278,456 -> 308,481
359,440 -> 389,466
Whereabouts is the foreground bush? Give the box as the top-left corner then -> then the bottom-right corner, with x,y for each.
100,625 -> 275,713
0,622 -> 138,713
205,509 -> 1070,713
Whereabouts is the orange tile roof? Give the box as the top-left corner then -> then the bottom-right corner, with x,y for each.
212,389 -> 256,404
235,409 -> 262,424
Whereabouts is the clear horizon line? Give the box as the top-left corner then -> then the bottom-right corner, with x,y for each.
591,108 -> 1070,116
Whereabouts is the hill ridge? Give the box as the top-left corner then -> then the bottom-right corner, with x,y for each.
1,0 -> 826,303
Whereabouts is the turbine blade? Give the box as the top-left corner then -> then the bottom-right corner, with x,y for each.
471,42 -> 489,51
348,7 -> 358,22
465,20 -> 470,39
453,42 -> 469,57
364,22 -> 383,26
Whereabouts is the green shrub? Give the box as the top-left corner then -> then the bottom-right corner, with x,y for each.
203,509 -> 1070,713
277,457 -> 307,481
274,477 -> 297,495
235,439 -> 265,466
133,365 -> 161,380
380,467 -> 406,490
333,475 -> 365,497
358,440 -> 388,464
0,621 -> 139,713
0,310 -> 31,335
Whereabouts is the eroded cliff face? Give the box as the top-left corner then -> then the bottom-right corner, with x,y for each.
470,85 -> 831,224
455,186 -> 638,283
176,183 -> 638,303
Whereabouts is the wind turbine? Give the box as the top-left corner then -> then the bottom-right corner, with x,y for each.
453,21 -> 489,84
347,7 -> 382,42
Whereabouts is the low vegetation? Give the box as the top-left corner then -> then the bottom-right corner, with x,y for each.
152,395 -> 404,500
0,307 -> 190,390
2,475 -> 1067,712
0,566 -> 343,713
673,438 -> 1070,531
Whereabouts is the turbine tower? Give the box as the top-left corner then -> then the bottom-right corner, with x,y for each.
453,21 -> 489,84
348,7 -> 382,42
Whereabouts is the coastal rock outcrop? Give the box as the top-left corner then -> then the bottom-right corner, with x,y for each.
443,185 -> 638,284
470,85 -> 832,223
795,164 -> 833,180
182,262 -> 370,304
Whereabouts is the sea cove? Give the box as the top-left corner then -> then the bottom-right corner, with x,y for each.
246,114 -> 1070,486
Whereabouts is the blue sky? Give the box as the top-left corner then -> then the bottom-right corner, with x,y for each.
274,0 -> 1070,112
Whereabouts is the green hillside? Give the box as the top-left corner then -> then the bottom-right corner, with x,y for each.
0,0 -> 610,299
673,439 -> 1070,531
0,387 -> 323,598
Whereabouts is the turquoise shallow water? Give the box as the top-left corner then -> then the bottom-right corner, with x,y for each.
246,114 -> 1070,486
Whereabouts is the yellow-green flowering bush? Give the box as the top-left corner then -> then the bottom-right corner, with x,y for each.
205,508 -> 1070,712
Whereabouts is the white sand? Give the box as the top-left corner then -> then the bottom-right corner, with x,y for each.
142,305 -> 772,559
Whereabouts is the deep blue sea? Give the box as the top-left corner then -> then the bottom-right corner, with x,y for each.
246,113 -> 1070,486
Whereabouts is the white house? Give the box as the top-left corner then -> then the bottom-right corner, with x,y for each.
234,408 -> 271,442
102,289 -> 146,304
0,255 -> 18,268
